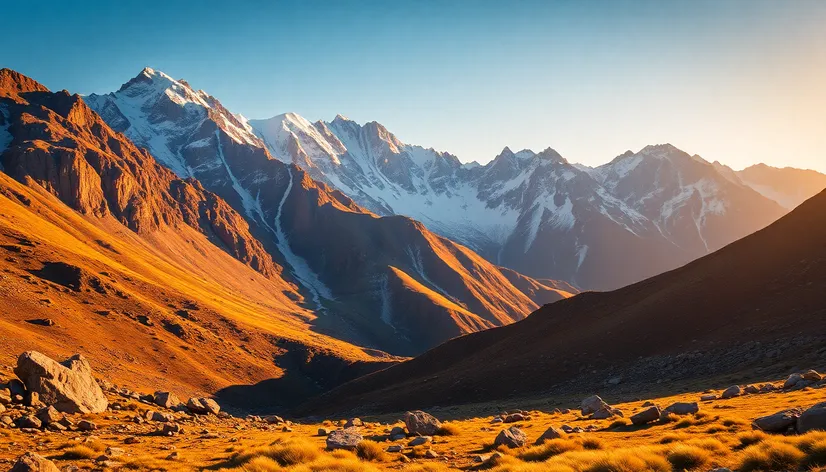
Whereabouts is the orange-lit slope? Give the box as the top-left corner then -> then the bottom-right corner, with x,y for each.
0,68 -> 395,408
304,188 -> 826,414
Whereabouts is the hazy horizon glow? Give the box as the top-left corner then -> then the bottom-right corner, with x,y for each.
4,0 -> 826,172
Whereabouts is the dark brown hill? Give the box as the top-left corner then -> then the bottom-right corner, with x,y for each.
301,188 -> 826,414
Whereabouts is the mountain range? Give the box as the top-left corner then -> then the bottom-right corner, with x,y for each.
247,109 -> 793,291
301,183 -> 826,415
3,65 -> 825,415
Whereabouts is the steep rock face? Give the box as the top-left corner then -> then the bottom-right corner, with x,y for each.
251,113 -> 789,290
0,69 -> 278,277
86,68 -> 569,355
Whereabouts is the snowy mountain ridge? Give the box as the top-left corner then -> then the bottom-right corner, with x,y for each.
88,68 -> 789,291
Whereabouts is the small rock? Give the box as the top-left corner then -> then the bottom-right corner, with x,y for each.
664,402 -> 699,416
700,394 -> 717,401
9,452 -> 60,472
165,452 -> 179,460
124,436 -> 140,444
36,406 -> 62,425
386,445 -> 402,453
16,415 -> 42,429
580,395 -> 608,415
264,415 -> 284,424
408,436 -> 431,447
798,402 -> 826,433
503,413 -> 529,423
721,385 -> 741,399
424,449 -> 438,458
77,420 -> 97,431
630,406 -> 661,425
535,426 -> 563,444
784,373 -> 804,389
153,391 -> 181,409
389,425 -> 406,439
186,397 -> 220,415
743,385 -> 759,394
317,428 -> 331,436
591,406 -> 622,419
151,411 -> 175,422
802,370 -> 823,382
344,417 -> 363,428
326,428 -> 362,450
404,410 -> 441,436
494,426 -> 527,448
753,409 -> 801,433
161,423 -> 183,435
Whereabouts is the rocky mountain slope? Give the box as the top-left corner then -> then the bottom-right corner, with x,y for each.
0,68 -> 396,411
80,68 -> 577,357
302,187 -> 826,414
249,114 -> 786,290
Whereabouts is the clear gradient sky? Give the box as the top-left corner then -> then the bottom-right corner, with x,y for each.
4,0 -> 826,172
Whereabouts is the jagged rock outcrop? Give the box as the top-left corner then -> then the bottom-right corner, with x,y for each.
14,351 -> 108,414
0,68 -> 278,278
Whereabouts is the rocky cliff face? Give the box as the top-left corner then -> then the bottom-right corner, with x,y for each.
84,68 -> 575,355
0,68 -> 279,278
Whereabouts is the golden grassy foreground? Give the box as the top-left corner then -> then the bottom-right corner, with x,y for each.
2,371 -> 826,471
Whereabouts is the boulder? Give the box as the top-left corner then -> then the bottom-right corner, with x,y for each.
785,373 -> 803,389
326,428 -> 362,450
630,406 -> 661,425
390,425 -> 406,439
753,409 -> 801,433
264,415 -> 284,424
504,413 -> 529,423
664,402 -> 699,415
408,436 -> 431,446
494,426 -> 527,448
16,415 -> 42,429
186,397 -> 220,415
535,426 -> 563,444
151,411 -> 175,422
77,420 -> 97,431
580,395 -> 608,415
10,452 -> 60,472
798,402 -> 826,434
743,385 -> 759,394
36,406 -> 62,425
344,417 -> 363,428
153,391 -> 181,409
161,423 -> 183,435
13,351 -> 107,414
404,410 -> 441,436
721,385 -> 741,399
591,406 -> 622,419
802,370 -> 822,382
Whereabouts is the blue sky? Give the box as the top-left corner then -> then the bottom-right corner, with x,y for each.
5,0 -> 826,171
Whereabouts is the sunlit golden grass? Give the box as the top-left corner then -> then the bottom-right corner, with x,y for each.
737,440 -> 805,472
60,445 -> 99,460
355,440 -> 390,462
666,444 -> 711,471
435,422 -> 460,436
227,439 -> 321,467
